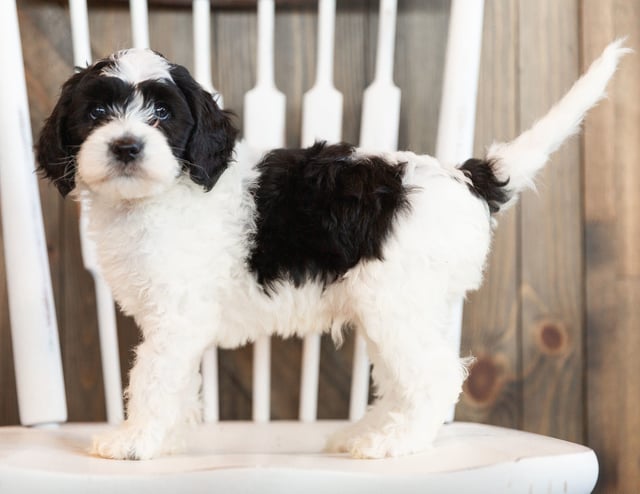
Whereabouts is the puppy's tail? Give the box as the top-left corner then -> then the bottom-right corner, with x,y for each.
460,39 -> 630,213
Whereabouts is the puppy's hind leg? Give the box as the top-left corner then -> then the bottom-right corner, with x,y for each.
324,333 -> 401,454
336,299 -> 467,459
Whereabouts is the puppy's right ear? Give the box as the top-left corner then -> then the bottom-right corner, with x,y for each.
37,70 -> 85,197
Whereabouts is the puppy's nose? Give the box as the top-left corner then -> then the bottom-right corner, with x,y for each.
110,136 -> 143,163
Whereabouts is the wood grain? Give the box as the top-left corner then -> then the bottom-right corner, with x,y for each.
394,0 -> 449,154
582,1 -> 640,492
518,0 -> 584,443
333,1 -> 368,146
214,7 -> 255,420
0,215 -> 19,426
458,0 -> 520,429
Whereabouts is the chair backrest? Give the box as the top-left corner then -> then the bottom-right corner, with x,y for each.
0,0 -> 484,427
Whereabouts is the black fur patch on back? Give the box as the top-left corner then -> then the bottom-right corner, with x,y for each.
459,158 -> 510,214
248,141 -> 411,289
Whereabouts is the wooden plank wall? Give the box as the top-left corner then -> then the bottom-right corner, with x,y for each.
0,0 -> 638,492
582,2 -> 640,492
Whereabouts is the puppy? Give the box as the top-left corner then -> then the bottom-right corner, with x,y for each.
37,41 -> 627,460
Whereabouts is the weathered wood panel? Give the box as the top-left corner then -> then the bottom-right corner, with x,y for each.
518,0 -> 584,443
394,0 -> 449,154
458,0 -> 520,429
582,1 -> 640,493
214,7 -> 257,420
0,221 -> 19,425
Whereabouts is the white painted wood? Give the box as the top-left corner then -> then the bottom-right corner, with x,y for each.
435,0 -> 485,165
348,334 -> 369,421
0,422 -> 598,493
434,0 -> 485,422
90,268 -> 124,424
299,0 -> 343,423
299,332 -> 321,422
193,0 -> 214,92
243,0 -> 286,153
192,0 -> 220,424
192,0 -> 223,107
358,0 -> 400,152
70,0 -> 124,425
0,0 -> 66,426
129,0 -> 150,49
252,336 -> 271,422
68,0 -> 91,67
200,348 -> 219,422
244,0 -> 286,422
301,0 -> 342,146
350,0 -> 401,421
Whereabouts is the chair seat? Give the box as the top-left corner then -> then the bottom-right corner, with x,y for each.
0,421 -> 596,493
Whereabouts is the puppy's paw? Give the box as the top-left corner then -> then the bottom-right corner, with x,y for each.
348,428 -> 433,459
326,402 -> 399,454
325,423 -> 362,454
91,424 -> 172,460
344,416 -> 440,459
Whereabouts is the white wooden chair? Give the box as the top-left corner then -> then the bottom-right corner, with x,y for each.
0,0 -> 598,492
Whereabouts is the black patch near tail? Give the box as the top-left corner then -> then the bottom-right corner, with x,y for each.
247,141 -> 411,290
459,158 -> 510,214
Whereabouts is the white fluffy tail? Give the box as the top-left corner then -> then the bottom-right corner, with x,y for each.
486,39 -> 630,210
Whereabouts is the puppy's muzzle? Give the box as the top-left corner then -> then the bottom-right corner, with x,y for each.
110,136 -> 144,164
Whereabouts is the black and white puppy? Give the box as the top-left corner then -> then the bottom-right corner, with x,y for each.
37,42 -> 626,460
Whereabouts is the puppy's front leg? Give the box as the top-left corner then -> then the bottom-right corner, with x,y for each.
91,332 -> 206,460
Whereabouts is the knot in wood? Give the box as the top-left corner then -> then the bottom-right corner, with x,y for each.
536,321 -> 569,356
464,356 -> 500,406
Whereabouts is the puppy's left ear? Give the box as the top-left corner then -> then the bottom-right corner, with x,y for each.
170,65 -> 238,190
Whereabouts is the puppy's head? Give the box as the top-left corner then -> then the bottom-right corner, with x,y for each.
37,49 -> 237,200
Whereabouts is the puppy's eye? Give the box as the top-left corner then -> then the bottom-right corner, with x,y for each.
154,105 -> 170,121
89,105 -> 107,120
